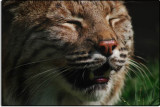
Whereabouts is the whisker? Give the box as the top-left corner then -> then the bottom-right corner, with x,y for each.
52,67 -> 72,79
126,66 -> 149,100
126,66 -> 141,81
129,61 -> 148,83
63,68 -> 78,80
32,67 -> 69,90
132,55 -> 147,62
129,59 -> 153,88
131,59 -> 153,77
25,66 -> 71,102
20,66 -> 67,96
82,69 -> 87,81
58,67 -> 74,79
128,63 -> 153,101
12,58 -> 61,70
126,71 -> 132,79
73,70 -> 79,88
129,61 -> 146,81
25,67 -> 66,83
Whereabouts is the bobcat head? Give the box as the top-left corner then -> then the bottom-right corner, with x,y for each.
2,1 -> 134,105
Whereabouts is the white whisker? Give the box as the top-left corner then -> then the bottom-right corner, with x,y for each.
129,59 -> 153,88
12,57 -> 63,70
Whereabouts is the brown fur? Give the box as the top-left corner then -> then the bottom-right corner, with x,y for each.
2,1 -> 134,105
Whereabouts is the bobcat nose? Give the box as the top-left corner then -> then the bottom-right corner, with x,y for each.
99,40 -> 117,55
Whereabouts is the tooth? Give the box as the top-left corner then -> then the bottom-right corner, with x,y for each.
89,72 -> 94,80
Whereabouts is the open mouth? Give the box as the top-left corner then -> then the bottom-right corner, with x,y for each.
63,62 -> 111,90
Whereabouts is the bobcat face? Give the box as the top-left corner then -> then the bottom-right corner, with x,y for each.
44,1 -> 133,95
3,1 -> 134,105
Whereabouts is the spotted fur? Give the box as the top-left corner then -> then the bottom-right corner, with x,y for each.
2,1 -> 134,105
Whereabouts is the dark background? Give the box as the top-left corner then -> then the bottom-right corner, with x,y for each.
119,2 -> 159,105
125,1 -> 159,59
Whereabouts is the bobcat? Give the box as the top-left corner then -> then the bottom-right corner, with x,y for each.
2,1 -> 134,105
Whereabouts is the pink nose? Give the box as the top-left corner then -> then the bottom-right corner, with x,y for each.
99,40 -> 117,55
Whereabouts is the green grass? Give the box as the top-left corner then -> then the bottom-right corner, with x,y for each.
117,59 -> 159,105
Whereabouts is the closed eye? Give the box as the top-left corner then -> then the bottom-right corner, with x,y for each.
106,15 -> 120,27
109,18 -> 120,27
66,20 -> 82,28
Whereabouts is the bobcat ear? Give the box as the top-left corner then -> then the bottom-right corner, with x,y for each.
2,0 -> 23,9
2,0 -> 23,29
2,0 -> 25,16
3,1 -> 15,7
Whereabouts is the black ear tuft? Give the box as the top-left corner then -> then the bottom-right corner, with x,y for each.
2,0 -> 24,9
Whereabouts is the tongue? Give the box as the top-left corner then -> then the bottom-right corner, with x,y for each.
95,78 -> 109,84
